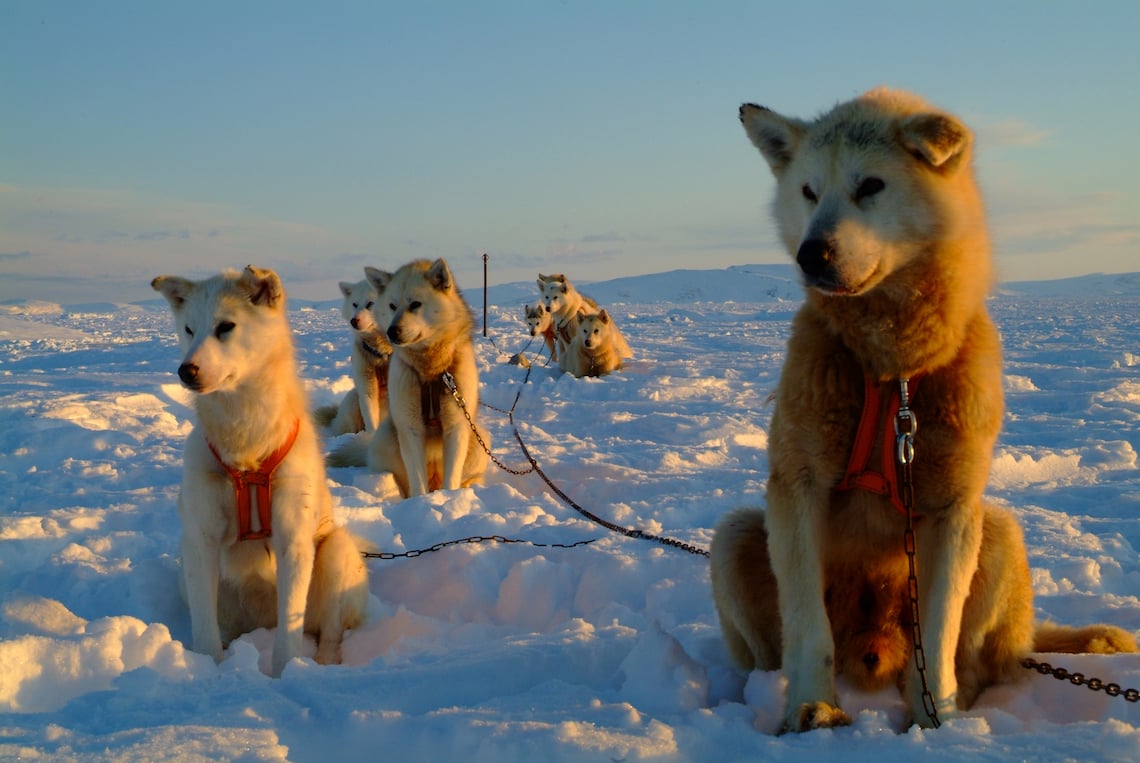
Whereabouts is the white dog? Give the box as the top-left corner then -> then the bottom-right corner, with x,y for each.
524,302 -> 558,361
153,265 -> 369,676
315,279 -> 391,434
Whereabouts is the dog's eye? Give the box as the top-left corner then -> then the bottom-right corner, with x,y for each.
184,325 -> 194,337
409,301 -> 422,311
365,301 -> 374,310
389,302 -> 397,311
855,177 -> 886,202
801,184 -> 818,203
214,321 -> 235,339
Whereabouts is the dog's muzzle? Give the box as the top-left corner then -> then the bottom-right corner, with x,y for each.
796,238 -> 834,281
178,363 -> 203,390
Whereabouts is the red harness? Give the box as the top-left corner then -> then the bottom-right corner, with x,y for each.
835,374 -> 919,516
208,418 -> 300,541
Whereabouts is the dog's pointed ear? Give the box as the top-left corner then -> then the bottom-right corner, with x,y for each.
339,281 -> 354,297
598,309 -> 611,324
427,258 -> 453,292
151,275 -> 196,310
898,112 -> 971,169
364,266 -> 393,295
537,274 -> 547,289
740,103 -> 807,177
239,265 -> 285,308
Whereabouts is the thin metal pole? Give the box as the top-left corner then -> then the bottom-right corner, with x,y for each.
482,253 -> 488,337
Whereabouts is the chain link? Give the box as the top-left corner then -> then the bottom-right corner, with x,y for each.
1022,657 -> 1140,702
362,534 -> 596,560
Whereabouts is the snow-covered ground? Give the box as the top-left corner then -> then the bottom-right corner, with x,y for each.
1,264 -> 1138,762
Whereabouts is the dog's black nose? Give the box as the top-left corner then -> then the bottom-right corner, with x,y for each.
796,239 -> 833,280
178,363 -> 200,388
350,317 -> 361,329
386,326 -> 401,344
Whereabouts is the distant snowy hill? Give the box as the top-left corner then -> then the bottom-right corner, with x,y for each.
1,265 -> 1137,319
997,270 -> 1140,298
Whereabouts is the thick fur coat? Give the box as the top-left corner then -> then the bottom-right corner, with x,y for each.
710,88 -> 1136,732
152,266 -> 368,677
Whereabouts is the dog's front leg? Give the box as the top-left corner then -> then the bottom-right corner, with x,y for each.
357,362 -> 382,432
440,419 -> 471,491
271,518 -> 316,678
398,427 -> 430,496
180,516 -> 224,664
904,506 -> 984,727
765,478 -> 849,733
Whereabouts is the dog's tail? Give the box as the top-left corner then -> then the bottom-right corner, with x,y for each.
313,404 -> 338,427
1033,621 -> 1139,654
326,432 -> 372,468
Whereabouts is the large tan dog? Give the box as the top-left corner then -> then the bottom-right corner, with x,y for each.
152,266 -> 369,677
712,88 -> 1137,732
329,259 -> 490,497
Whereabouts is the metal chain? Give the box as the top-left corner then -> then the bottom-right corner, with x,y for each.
896,378 -> 941,729
441,371 -> 535,476
1020,657 -> 1140,702
444,365 -> 710,559
362,534 -> 595,560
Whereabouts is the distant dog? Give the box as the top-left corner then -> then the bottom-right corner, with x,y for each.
712,87 -> 1138,732
328,259 -> 489,497
315,278 -> 391,435
558,309 -> 628,378
152,265 -> 369,677
537,273 -> 598,356
524,302 -> 558,361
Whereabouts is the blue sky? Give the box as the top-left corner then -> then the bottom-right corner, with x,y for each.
2,1 -> 1138,304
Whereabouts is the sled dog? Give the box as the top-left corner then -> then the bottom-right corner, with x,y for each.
152,266 -> 369,677
712,88 -> 1138,732
328,258 -> 490,497
524,302 -> 558,361
558,309 -> 627,378
315,278 -> 391,435
537,273 -> 598,355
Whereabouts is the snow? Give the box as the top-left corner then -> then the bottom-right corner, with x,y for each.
2,264 -> 1139,761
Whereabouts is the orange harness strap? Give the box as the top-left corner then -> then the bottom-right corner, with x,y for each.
835,374 -> 919,516
208,418 -> 300,541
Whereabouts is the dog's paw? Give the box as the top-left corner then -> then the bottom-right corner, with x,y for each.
779,702 -> 852,733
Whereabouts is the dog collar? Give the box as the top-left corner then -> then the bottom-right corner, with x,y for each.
207,418 -> 300,541
361,338 -> 389,363
835,374 -> 921,516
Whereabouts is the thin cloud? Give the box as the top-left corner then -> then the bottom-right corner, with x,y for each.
975,118 -> 1052,150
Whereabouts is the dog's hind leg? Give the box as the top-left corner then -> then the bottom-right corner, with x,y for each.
307,528 -> 369,665
709,507 -> 782,671
954,504 -> 1035,709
